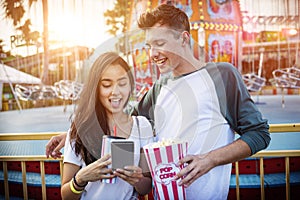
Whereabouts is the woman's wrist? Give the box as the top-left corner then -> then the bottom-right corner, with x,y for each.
74,173 -> 88,188
69,179 -> 84,194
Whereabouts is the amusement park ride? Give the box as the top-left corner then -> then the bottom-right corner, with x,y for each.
14,80 -> 83,112
272,66 -> 300,107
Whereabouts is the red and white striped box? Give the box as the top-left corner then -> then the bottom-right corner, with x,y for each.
143,141 -> 188,200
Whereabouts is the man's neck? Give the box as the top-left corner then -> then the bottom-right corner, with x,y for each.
173,57 -> 204,78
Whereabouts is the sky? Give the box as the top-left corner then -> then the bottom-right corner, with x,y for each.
0,0 -> 114,54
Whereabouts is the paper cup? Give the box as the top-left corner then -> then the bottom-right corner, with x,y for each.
143,141 -> 188,200
101,135 -> 123,184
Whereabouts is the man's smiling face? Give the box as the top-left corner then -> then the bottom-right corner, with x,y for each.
145,25 -> 184,75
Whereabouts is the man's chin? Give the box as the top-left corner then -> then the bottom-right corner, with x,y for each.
158,67 -> 172,75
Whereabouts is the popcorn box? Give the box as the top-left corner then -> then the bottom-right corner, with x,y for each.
143,140 -> 188,200
101,135 -> 124,184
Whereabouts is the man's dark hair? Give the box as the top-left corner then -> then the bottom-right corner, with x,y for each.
138,4 -> 190,33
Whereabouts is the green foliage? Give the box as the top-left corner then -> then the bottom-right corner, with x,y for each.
103,0 -> 128,36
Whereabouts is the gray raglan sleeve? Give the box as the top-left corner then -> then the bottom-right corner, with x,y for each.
130,76 -> 168,127
130,85 -> 156,126
207,63 -> 271,155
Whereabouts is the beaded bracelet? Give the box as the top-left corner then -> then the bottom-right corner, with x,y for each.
73,173 -> 88,188
70,179 -> 84,194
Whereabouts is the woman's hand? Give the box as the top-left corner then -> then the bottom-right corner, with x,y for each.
114,165 -> 152,195
77,154 -> 116,183
61,155 -> 116,199
113,165 -> 144,186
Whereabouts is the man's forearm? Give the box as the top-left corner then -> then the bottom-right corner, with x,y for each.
208,139 -> 252,167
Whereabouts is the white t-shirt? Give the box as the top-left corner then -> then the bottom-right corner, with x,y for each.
64,116 -> 154,200
154,69 -> 235,200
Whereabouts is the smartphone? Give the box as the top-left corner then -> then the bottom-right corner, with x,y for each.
111,141 -> 134,170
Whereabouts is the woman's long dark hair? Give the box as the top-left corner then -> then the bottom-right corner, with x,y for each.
69,52 -> 134,165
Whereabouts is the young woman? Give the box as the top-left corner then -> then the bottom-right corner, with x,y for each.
61,52 -> 153,200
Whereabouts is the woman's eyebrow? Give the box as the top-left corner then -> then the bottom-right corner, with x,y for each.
118,77 -> 128,81
101,78 -> 112,82
101,77 -> 127,82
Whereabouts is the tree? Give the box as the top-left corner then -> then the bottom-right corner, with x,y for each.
1,0 -> 49,84
104,0 -> 130,56
1,0 -> 25,26
103,0 -> 128,36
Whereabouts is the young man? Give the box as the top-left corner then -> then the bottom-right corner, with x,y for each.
131,4 -> 270,199
46,4 -> 270,200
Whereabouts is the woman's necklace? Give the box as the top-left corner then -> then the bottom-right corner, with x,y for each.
110,115 -> 132,138
112,125 -> 117,137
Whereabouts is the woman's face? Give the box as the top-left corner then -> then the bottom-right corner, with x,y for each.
99,63 -> 131,114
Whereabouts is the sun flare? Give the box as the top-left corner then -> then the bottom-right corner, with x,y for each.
48,14 -> 84,45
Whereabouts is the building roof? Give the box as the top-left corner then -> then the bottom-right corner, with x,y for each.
0,63 -> 41,84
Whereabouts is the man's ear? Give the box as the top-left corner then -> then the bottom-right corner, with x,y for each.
182,31 -> 190,46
